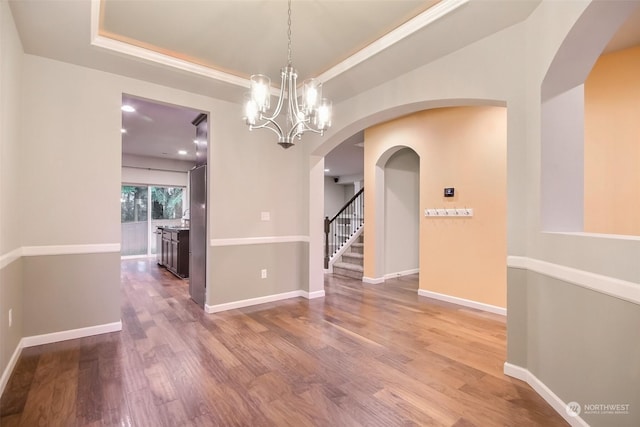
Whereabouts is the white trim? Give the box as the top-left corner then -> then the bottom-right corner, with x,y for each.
303,290 -> 326,299
544,231 -> 640,241
1,244 -> 121,270
417,289 -> 506,315
317,0 -> 469,83
327,226 -> 364,272
363,276 -> 385,285
90,0 -> 466,89
384,268 -> 420,280
210,236 -> 309,247
120,254 -> 153,260
22,243 -> 120,257
1,320 -> 122,397
0,247 -> 22,270
89,0 -> 247,89
0,338 -> 24,397
22,321 -> 123,348
507,256 -> 640,306
504,363 -> 589,427
205,290 -> 306,313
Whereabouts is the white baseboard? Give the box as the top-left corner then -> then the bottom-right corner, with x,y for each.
363,276 -> 385,284
417,289 -> 506,315
0,338 -> 24,397
303,290 -> 326,299
1,320 -> 122,397
205,290 -> 304,313
22,321 -> 123,348
384,268 -> 419,280
504,362 -> 589,427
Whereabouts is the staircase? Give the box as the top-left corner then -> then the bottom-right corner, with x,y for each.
332,232 -> 364,280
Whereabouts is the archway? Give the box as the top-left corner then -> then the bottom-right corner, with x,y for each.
380,147 -> 420,280
309,104 -> 507,313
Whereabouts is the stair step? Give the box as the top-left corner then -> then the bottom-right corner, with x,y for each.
343,252 -> 363,259
341,252 -> 363,266
333,262 -> 363,272
333,262 -> 364,280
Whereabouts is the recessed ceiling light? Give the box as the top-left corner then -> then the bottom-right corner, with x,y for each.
324,168 -> 330,172
178,150 -> 187,155
120,128 -> 127,134
121,105 -> 135,113
193,139 -> 199,144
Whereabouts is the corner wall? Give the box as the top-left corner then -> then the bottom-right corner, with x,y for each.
0,0 -> 24,390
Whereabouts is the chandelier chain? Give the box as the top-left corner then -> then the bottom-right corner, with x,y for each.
287,0 -> 292,65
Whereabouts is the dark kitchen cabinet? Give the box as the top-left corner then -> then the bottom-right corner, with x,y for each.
158,227 -> 189,278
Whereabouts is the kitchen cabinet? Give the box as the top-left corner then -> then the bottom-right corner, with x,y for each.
157,227 -> 189,278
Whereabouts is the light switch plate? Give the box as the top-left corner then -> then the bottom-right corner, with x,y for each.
261,211 -> 270,221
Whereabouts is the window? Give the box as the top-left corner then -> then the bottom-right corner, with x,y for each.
121,185 -> 186,257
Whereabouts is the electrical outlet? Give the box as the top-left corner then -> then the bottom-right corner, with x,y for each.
261,269 -> 267,279
8,309 -> 12,327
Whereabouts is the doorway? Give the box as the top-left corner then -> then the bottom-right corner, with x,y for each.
120,94 -> 208,307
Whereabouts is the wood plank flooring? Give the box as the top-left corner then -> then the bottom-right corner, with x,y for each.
1,259 -> 568,426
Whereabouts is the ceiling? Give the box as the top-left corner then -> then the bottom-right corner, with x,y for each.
121,95 -> 203,163
9,0 -> 640,170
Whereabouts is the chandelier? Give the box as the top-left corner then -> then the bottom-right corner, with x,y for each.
243,0 -> 332,149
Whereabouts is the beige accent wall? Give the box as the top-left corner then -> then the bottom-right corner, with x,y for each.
364,106 -> 507,307
584,46 -> 640,236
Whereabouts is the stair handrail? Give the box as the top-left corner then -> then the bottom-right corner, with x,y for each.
324,187 -> 364,268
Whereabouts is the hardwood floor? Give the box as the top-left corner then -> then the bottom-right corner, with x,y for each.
1,259 -> 567,426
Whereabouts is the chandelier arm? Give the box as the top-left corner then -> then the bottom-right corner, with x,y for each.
260,72 -> 288,123
288,121 -> 323,141
251,119 -> 284,139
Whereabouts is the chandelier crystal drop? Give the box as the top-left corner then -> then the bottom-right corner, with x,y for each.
243,0 -> 332,149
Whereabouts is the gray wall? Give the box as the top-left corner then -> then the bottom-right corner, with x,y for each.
209,242 -> 309,305
0,259 -> 22,380
23,254 -> 121,336
0,0 -> 24,381
384,148 -> 419,275
508,268 -> 640,426
324,176 -> 350,218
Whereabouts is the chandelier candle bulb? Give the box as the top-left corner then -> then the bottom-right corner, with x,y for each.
302,78 -> 322,112
250,74 -> 271,112
317,99 -> 332,130
243,93 -> 258,126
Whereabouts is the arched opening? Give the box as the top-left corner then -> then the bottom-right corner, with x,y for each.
383,148 -> 420,278
311,104 -> 507,311
540,1 -> 640,233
